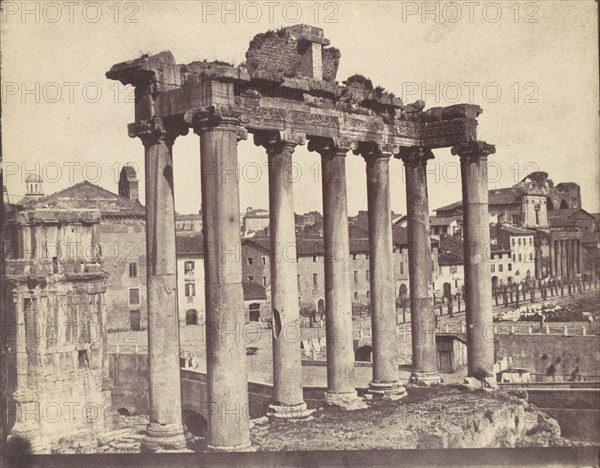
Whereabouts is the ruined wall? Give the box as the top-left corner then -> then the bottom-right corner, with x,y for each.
245,29 -> 339,82
495,334 -> 600,379
109,353 -> 148,416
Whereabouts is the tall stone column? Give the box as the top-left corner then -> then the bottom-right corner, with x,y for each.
185,107 -> 251,451
451,141 -> 496,382
399,147 -> 440,386
254,131 -> 311,419
129,116 -> 187,451
549,240 -> 555,276
560,240 -> 567,277
577,240 -> 583,273
356,142 -> 406,398
571,239 -> 577,274
308,137 -> 366,408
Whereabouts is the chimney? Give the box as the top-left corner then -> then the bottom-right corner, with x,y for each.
119,166 -> 139,202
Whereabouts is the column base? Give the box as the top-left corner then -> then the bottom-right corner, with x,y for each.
140,422 -> 187,452
206,442 -> 254,452
324,390 -> 367,410
367,381 -> 407,400
409,371 -> 441,386
267,401 -> 314,419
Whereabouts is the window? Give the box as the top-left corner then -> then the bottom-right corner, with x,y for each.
512,215 -> 519,224
535,206 -> 540,225
262,276 -> 267,287
353,292 -> 358,301
184,261 -> 194,274
512,254 -> 516,261
491,264 -> 495,273
247,257 -> 253,265
313,255 -> 318,263
353,271 -> 358,285
313,273 -> 318,289
499,264 -> 503,272
366,270 -> 370,281
129,263 -> 137,278
129,288 -> 140,305
186,309 -> 198,325
130,310 -> 140,331
529,238 -> 533,245
365,253 -> 369,260
185,283 -> 196,297
247,275 -> 254,282
297,274 -> 301,290
529,253 -> 533,261
512,238 -> 515,246
352,254 -> 357,260
518,254 -> 522,262
261,256 -> 266,265
400,262 -> 404,275
518,238 -> 521,245
508,263 -> 512,271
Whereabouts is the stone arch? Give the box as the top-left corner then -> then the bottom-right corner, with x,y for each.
317,298 -> 325,320
559,199 -> 569,209
547,199 -> 555,210
355,345 -> 372,362
186,309 -> 198,325
182,410 -> 207,437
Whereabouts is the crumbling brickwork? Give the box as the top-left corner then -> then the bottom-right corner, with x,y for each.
245,26 -> 339,82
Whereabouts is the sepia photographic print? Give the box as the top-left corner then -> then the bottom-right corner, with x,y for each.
0,1 -> 599,466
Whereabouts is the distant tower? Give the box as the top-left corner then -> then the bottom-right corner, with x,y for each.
118,166 -> 139,202
25,174 -> 44,198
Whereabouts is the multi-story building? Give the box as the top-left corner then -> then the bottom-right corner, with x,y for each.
175,213 -> 202,232
176,232 -> 205,325
242,207 -> 269,236
491,225 -> 537,283
241,224 -> 438,316
2,203 -> 111,452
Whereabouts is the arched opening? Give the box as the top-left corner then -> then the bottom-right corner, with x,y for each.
492,276 -> 499,291
182,410 -> 207,437
186,309 -> 198,325
355,345 -> 372,362
547,199 -> 555,210
559,200 -> 569,209
249,303 -> 260,322
443,282 -> 452,298
117,408 -> 131,417
317,299 -> 325,320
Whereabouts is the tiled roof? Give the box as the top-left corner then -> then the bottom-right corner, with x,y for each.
437,187 -> 525,213
176,233 -> 203,256
242,281 -> 267,300
549,217 -> 577,228
547,209 -> 595,220
430,216 -> 461,227
20,181 -> 145,218
438,235 -> 464,265
497,225 -> 536,236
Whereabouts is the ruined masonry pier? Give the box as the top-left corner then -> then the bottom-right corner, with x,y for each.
107,24 -> 494,450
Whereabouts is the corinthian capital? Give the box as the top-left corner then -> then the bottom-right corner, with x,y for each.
397,147 -> 435,167
128,116 -> 188,146
451,141 -> 496,161
253,130 -> 306,156
184,105 -> 249,141
353,141 -> 400,161
307,137 -> 358,157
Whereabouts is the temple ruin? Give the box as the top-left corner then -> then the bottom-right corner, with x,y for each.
106,24 -> 496,451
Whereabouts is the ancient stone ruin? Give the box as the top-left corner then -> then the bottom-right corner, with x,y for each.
106,24 -> 496,451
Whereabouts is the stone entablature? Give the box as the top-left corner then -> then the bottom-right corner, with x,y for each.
106,25 -> 481,152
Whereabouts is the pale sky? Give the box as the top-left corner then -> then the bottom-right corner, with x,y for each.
2,1 -> 599,215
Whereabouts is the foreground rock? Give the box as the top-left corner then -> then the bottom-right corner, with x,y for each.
251,385 -> 575,450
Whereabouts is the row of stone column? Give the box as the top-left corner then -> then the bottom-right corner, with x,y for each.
130,108 -> 496,450
549,238 -> 582,277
